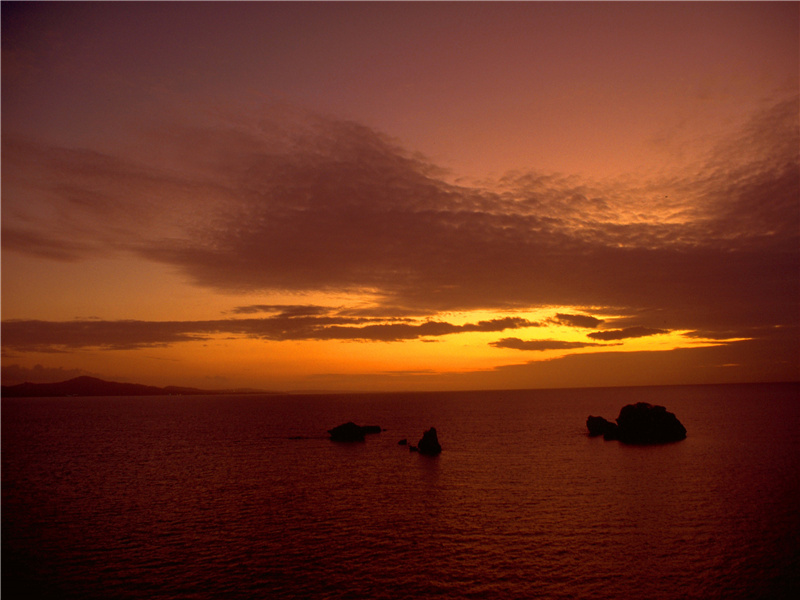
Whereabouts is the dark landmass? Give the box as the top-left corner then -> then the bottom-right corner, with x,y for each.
328,422 -> 383,442
1,376 -> 267,398
587,402 -> 687,444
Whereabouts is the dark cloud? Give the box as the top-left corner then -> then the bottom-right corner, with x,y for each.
490,338 -> 604,351
312,316 -> 537,342
3,98 -> 798,344
336,305 -> 433,318
551,313 -> 604,328
587,326 -> 669,341
695,96 -> 800,253
0,319 -> 213,352
0,315 -> 538,352
228,305 -> 332,317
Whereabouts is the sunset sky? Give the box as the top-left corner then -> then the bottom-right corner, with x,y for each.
2,1 -> 798,392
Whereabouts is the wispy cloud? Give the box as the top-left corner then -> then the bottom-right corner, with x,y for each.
1,319 -> 213,352
587,327 -> 669,341
3,97 -> 798,342
550,313 -> 604,328
0,314 -> 539,352
228,305 -> 332,317
490,338 -> 605,351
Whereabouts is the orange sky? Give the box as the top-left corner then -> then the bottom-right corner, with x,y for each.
2,2 -> 798,391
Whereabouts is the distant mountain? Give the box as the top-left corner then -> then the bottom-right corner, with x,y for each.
1,376 -> 267,398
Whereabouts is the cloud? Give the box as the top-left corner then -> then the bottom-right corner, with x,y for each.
0,228 -> 103,262
0,319 -> 213,352
2,97 -> 798,342
228,305 -> 332,317
311,316 -> 538,342
587,326 -> 669,341
490,338 -> 604,351
0,315 -> 539,352
1,133 -> 226,260
551,313 -> 604,328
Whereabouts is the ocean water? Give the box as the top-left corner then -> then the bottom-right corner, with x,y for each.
2,382 -> 799,599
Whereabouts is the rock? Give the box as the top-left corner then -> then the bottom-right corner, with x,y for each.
328,422 -> 365,441
586,415 -> 618,440
398,438 -> 408,445
616,403 -> 686,444
328,422 -> 382,442
417,427 -> 442,456
587,403 -> 686,444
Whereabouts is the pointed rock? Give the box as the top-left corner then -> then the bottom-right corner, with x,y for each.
417,427 -> 442,455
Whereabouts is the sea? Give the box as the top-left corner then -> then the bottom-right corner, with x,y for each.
2,382 -> 799,600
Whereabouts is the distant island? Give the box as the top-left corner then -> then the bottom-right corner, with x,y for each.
1,376 -> 268,398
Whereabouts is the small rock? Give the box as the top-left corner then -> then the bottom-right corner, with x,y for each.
328,422 -> 382,442
586,416 -> 619,440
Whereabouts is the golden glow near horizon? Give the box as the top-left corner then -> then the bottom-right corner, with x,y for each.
4,301 -> 742,391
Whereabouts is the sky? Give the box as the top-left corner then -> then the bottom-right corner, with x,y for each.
2,1 -> 798,392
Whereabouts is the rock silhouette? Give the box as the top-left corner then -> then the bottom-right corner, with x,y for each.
587,403 -> 686,444
586,415 -> 619,440
416,427 -> 442,455
328,422 -> 382,442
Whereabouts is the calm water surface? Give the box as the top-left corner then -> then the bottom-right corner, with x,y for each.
3,383 -> 799,599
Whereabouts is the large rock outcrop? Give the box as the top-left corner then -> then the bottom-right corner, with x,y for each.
328,422 -> 382,442
616,403 -> 686,444
587,403 -> 686,444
